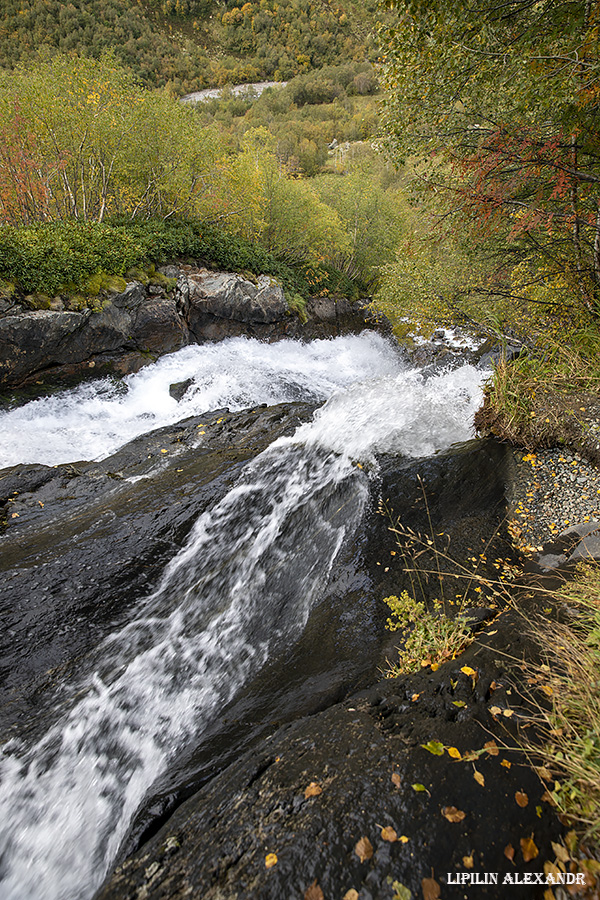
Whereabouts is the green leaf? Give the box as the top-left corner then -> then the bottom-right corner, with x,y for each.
412,782 -> 427,792
421,740 -> 444,756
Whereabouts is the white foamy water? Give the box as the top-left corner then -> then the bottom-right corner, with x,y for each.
0,333 -> 401,469
0,334 -> 485,900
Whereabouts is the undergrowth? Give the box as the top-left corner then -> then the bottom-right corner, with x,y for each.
523,563 -> 600,859
0,219 -> 368,302
475,329 -> 600,450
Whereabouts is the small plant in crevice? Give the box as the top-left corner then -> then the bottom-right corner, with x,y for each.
383,590 -> 473,675
286,292 -> 308,323
378,482 -> 517,678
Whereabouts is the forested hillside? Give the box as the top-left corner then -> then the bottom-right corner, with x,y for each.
0,0 -> 378,93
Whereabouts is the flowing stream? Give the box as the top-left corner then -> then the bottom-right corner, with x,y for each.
0,334 -> 485,900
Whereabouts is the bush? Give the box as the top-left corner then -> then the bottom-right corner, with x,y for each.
0,218 -> 368,300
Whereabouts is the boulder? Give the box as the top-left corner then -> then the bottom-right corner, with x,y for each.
0,283 -> 188,388
178,270 -> 289,342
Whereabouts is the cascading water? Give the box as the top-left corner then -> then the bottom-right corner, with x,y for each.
0,333 -> 485,900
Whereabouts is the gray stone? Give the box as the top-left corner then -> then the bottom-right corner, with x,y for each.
570,534 -> 600,562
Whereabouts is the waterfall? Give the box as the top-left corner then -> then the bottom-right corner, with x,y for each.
0,334 -> 485,900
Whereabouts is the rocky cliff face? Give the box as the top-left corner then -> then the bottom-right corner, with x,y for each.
0,266 -> 384,389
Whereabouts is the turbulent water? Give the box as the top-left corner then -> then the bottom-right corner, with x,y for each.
0,334 -> 485,900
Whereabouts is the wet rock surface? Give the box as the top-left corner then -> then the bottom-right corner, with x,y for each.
0,402 -> 316,739
1,388 -> 562,900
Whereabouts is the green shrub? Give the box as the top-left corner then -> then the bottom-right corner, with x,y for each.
0,218 -> 367,301
384,591 -> 473,675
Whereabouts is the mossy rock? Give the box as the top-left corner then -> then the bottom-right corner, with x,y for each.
148,272 -> 177,291
125,266 -> 150,286
85,272 -> 128,296
24,293 -> 53,311
0,278 -> 15,301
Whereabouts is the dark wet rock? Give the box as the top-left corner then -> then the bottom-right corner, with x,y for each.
169,378 -> 195,401
0,402 -> 317,739
1,421 -> 539,897
0,282 -> 187,388
95,602 -> 562,900
473,337 -> 524,369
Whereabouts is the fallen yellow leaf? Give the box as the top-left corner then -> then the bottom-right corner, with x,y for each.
463,855 -> 474,868
521,836 -> 539,862
473,769 -> 485,787
422,876 -> 441,900
381,826 -> 398,843
442,806 -> 466,823
447,747 -> 462,760
304,880 -> 324,900
265,853 -> 278,869
304,782 -> 322,799
355,836 -> 373,863
515,791 -> 529,808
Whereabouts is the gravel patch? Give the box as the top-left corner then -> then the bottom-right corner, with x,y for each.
507,446 -> 600,550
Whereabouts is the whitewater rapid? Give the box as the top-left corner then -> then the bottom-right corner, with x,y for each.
0,333 -> 485,900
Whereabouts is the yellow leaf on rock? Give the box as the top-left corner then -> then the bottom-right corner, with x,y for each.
515,791 -> 529,808
442,806 -> 466,823
381,826 -> 398,843
504,843 -> 515,862
400,835 -> 410,843
355,836 -> 374,863
461,666 -> 476,676
489,706 -> 502,716
474,769 -> 485,787
551,841 -> 570,863
304,880 -> 324,900
521,836 -> 539,862
343,892 -> 359,900
463,855 -> 474,868
391,772 -> 402,788
501,759 -> 512,769
422,876 -> 441,900
447,747 -> 462,759
304,782 -> 322,799
265,853 -> 278,869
